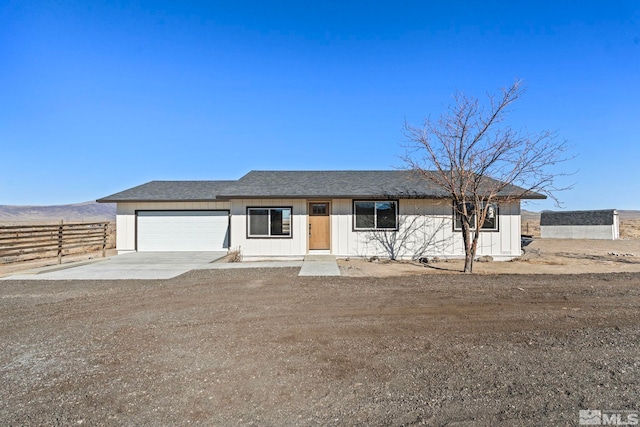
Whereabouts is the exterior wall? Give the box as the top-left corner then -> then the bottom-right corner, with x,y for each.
116,198 -> 522,259
115,201 -> 231,253
541,225 -> 618,240
229,198 -> 307,258
231,198 -> 522,260
478,200 -> 522,259
331,199 -> 521,260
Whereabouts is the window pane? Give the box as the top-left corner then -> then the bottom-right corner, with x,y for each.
355,202 -> 375,229
481,204 -> 497,229
481,216 -> 496,229
376,201 -> 397,229
270,208 -> 291,236
455,203 -> 497,230
455,202 -> 476,230
455,213 -> 462,230
249,209 -> 269,235
282,209 -> 291,235
311,203 -> 327,215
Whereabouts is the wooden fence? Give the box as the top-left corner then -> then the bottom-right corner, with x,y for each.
0,221 -> 110,264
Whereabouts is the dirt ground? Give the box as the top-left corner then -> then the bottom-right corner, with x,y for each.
1,268 -> 639,426
340,238 -> 640,276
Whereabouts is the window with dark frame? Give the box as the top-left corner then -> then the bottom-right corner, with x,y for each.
453,202 -> 498,231
353,200 -> 398,230
310,203 -> 328,216
248,207 -> 292,237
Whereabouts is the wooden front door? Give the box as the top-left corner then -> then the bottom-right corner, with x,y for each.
308,202 -> 330,250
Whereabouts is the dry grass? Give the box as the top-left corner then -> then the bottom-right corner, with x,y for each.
620,219 -> 640,239
227,246 -> 243,263
521,220 -> 541,237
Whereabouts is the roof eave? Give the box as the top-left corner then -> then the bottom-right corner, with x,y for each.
517,194 -> 547,200
96,198 -> 230,203
219,194 -> 450,199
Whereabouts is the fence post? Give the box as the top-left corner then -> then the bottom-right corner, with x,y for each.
102,223 -> 107,258
57,220 -> 64,264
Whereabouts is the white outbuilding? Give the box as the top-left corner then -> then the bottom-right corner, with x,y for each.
540,209 -> 619,240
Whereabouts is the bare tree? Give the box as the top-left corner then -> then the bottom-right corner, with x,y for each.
363,205 -> 450,260
403,80 -> 572,273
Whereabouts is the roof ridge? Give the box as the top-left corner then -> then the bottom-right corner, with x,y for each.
246,169 -> 410,173
150,179 -> 237,183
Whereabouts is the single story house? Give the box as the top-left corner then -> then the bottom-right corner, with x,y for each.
97,170 -> 545,260
540,209 -> 619,240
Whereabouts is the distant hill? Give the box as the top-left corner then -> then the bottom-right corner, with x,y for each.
0,201 -> 116,223
618,210 -> 640,220
521,210 -> 541,221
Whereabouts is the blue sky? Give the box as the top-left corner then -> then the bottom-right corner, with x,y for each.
1,1 -> 639,210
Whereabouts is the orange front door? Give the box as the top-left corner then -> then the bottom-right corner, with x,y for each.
308,202 -> 330,250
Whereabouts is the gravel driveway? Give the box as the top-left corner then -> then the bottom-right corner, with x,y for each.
1,268 -> 639,426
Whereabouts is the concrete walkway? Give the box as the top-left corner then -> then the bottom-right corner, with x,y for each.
2,252 -> 227,280
2,253 -> 341,280
298,255 -> 341,276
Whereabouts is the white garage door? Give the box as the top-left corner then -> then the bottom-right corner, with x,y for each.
137,211 -> 229,251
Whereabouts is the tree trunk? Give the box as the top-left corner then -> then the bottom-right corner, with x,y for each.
463,251 -> 474,273
462,225 -> 474,273
462,224 -> 481,274
469,232 -> 480,273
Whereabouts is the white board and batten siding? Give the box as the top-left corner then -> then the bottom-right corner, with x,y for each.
229,199 -> 307,258
115,199 -> 522,259
116,201 -> 231,253
229,198 -> 522,260
330,199 -> 521,260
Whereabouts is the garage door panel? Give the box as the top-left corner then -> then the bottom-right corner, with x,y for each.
137,211 -> 229,251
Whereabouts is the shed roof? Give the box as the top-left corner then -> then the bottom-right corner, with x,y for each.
540,209 -> 618,226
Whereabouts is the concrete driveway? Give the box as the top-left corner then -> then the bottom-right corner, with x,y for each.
2,252 -> 228,280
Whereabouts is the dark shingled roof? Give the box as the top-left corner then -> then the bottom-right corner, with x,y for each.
219,170 -> 447,199
97,171 -> 547,202
219,170 -> 546,199
540,209 -> 618,226
96,181 -> 235,202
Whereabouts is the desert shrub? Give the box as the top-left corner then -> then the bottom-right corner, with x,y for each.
228,246 -> 243,263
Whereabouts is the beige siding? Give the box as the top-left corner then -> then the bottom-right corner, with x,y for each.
115,201 -> 231,253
